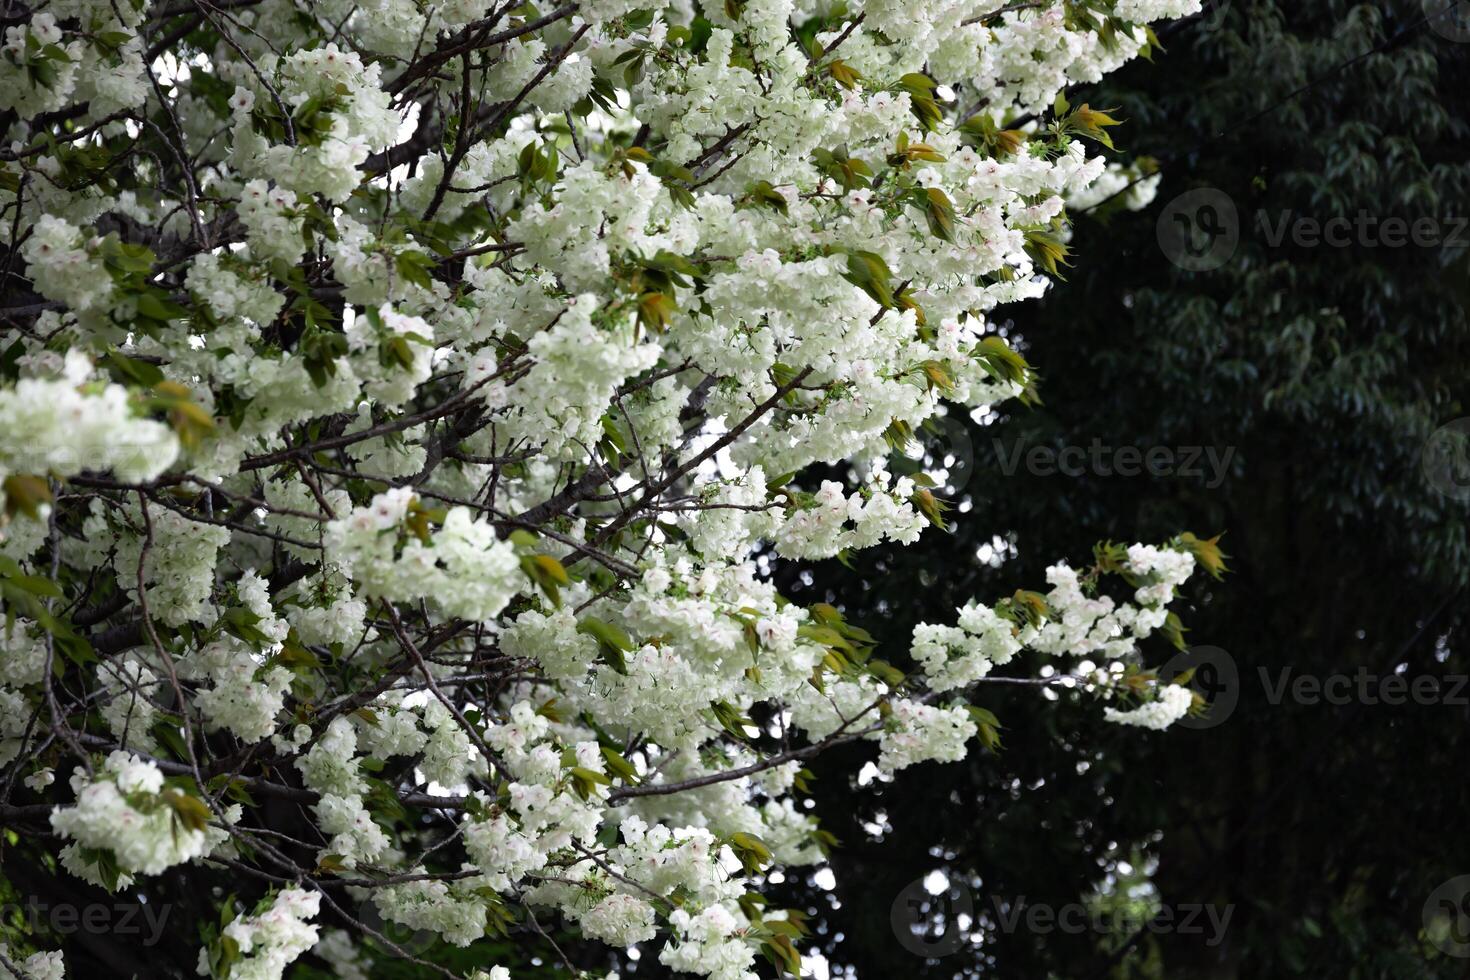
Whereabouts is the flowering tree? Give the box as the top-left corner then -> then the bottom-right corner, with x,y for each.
0,0 -> 1224,976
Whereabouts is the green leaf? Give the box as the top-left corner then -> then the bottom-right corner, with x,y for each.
568,765 -> 612,800
577,617 -> 634,675
379,335 -> 416,371
207,774 -> 258,807
1024,229 -> 1073,279
149,380 -> 215,449
6,573 -> 62,598
600,745 -> 640,784
95,30 -> 133,52
761,933 -> 804,977
521,553 -> 571,607
136,291 -> 190,322
1161,611 -> 1189,651
974,335 -> 1032,387
221,606 -> 273,649
711,699 -> 755,742
395,250 -> 436,290
105,349 -> 166,387
899,73 -> 943,131
727,831 -> 773,874
314,853 -> 348,876
920,187 -> 956,242
150,720 -> 190,761
966,706 -> 1004,751
842,251 -> 896,309
742,180 -> 790,216
162,786 -> 212,835
75,847 -> 124,892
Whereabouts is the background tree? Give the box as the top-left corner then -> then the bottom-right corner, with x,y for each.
780,1 -> 1470,977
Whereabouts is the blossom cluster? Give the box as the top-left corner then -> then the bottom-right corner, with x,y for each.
0,0 -> 1214,975
49,752 -> 211,888
0,350 -> 179,506
326,487 -> 526,622
1104,683 -> 1197,730
199,888 -> 322,980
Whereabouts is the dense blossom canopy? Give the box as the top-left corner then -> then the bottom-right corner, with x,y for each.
0,0 -> 1220,975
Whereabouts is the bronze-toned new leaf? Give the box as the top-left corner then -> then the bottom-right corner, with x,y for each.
911,486 -> 950,530
825,58 -> 861,90
1068,103 -> 1125,149
2,474 -> 51,520
1024,229 -> 1073,279
1177,531 -> 1229,579
162,787 -> 212,833
921,187 -> 956,241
